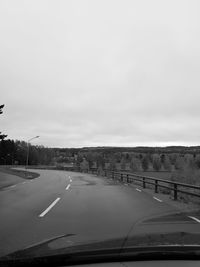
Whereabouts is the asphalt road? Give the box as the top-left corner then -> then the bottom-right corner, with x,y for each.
0,169 -> 187,257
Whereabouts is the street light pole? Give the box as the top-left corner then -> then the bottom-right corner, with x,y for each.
26,136 -> 40,172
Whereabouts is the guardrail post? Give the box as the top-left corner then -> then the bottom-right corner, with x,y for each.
112,171 -> 114,179
121,173 -> 123,182
127,174 -> 129,183
174,184 -> 178,200
155,180 -> 158,193
143,177 -> 146,188
105,170 -> 107,177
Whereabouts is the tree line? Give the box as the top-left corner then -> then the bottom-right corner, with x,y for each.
0,139 -> 55,165
1,103 -> 200,186
1,136 -> 200,174
76,150 -> 200,173
0,104 -> 55,165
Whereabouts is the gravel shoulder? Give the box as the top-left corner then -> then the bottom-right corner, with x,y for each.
121,180 -> 200,213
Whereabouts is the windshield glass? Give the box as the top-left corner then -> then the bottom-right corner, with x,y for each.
1,0 -> 200,265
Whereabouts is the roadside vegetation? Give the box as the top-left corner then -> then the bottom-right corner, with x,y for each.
0,167 -> 40,190
1,138 -> 200,187
1,102 -> 200,202
0,166 -> 39,180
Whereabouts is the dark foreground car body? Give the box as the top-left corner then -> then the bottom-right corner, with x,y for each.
1,211 -> 200,267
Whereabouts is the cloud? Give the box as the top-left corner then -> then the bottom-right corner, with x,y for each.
1,0 -> 200,147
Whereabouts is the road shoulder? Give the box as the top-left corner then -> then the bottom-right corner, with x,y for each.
0,167 -> 40,190
126,182 -> 200,213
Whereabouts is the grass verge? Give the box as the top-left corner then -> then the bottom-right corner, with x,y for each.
0,166 -> 40,180
0,166 -> 40,190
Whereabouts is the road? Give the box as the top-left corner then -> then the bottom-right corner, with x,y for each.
0,169 -> 190,257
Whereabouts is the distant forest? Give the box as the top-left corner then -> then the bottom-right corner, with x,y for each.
2,139 -> 200,185
1,139 -> 200,169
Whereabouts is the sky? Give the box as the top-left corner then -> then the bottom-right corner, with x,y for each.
1,0 -> 200,148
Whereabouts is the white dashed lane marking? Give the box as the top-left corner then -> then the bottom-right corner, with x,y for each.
67,176 -> 72,182
188,216 -> 200,223
136,188 -> 142,192
39,198 -> 61,218
66,184 -> 71,190
153,196 -> 163,202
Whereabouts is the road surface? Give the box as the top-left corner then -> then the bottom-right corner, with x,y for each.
0,169 -> 195,257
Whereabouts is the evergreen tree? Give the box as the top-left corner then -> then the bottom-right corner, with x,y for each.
0,104 -> 7,140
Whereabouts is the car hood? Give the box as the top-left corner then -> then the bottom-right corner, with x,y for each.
2,211 -> 200,260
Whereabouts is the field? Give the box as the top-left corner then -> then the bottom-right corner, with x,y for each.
132,171 -> 172,180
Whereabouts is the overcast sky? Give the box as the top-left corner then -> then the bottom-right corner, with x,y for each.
1,0 -> 200,148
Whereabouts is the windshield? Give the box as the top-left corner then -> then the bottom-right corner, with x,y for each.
1,0 -> 200,265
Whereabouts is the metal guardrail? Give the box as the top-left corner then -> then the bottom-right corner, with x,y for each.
11,165 -> 200,201
88,169 -> 200,201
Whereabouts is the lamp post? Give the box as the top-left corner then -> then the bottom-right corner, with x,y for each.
26,136 -> 40,172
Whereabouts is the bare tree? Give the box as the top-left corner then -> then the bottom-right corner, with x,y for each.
142,155 -> 149,171
152,154 -> 161,171
130,157 -> 141,172
163,154 -> 172,171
